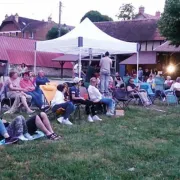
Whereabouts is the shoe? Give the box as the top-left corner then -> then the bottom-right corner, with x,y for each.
93,115 -> 102,121
62,119 -> 73,125
87,115 -> 94,122
18,134 -> 29,141
24,133 -> 34,140
106,112 -> 114,116
57,117 -> 64,123
5,137 -> 19,145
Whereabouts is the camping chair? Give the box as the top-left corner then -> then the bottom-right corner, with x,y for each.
140,84 -> 156,103
0,84 -> 15,113
123,76 -> 130,86
164,90 -> 178,105
112,88 -> 132,109
40,85 -> 65,119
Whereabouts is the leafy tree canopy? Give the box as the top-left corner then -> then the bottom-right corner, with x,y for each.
116,3 -> 136,20
46,27 -> 69,40
81,10 -> 113,22
158,0 -> 180,46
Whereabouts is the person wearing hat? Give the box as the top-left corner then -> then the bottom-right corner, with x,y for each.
69,77 -> 102,122
88,77 -> 114,116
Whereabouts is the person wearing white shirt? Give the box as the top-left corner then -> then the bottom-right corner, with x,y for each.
171,77 -> 180,99
51,84 -> 75,125
88,77 -> 114,116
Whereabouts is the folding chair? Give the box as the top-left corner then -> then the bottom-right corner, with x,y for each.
40,85 -> 65,119
164,90 -> 178,106
112,88 -> 132,109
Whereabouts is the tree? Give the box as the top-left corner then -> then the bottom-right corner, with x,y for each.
81,10 -> 113,22
46,27 -> 69,40
116,3 -> 136,20
158,0 -> 180,46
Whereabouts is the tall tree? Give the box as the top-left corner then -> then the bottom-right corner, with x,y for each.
81,10 -> 113,22
158,0 -> 180,46
116,3 -> 135,20
46,27 -> 69,40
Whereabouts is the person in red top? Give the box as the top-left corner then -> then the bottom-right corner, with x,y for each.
20,72 -> 43,109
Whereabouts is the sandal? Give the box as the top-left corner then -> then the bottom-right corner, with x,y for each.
47,133 -> 62,141
53,133 -> 63,139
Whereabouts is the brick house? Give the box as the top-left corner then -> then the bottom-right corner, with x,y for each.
0,13 -> 73,40
95,7 -> 165,75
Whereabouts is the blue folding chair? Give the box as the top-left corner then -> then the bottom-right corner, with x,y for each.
164,90 -> 178,105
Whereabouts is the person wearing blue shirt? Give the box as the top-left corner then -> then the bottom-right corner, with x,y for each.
36,70 -> 50,87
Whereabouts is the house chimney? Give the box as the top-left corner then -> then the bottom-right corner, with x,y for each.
139,6 -> 145,14
15,13 -> 19,22
155,11 -> 161,18
48,16 -> 52,23
5,14 -> 8,19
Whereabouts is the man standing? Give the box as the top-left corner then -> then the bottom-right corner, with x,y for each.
99,52 -> 112,95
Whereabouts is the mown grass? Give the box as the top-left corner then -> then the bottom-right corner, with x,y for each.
0,105 -> 180,180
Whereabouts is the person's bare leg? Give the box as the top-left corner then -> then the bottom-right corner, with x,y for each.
35,115 -> 51,136
39,112 -> 54,134
20,96 -> 34,113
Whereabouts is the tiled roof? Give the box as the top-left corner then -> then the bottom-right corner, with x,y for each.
95,19 -> 165,42
120,52 -> 156,65
0,36 -> 72,68
154,41 -> 180,52
1,15 -> 74,32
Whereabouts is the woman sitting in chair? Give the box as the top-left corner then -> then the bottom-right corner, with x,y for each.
5,71 -> 34,114
127,78 -> 151,106
51,84 -> 75,125
171,77 -> 180,99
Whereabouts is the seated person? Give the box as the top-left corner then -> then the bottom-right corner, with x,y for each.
115,72 -> 125,88
164,76 -> 173,90
88,77 -> 114,116
133,74 -> 142,84
51,84 -> 75,125
5,71 -> 34,114
1,112 -> 61,141
20,72 -> 45,110
127,78 -> 151,106
70,77 -> 102,122
0,120 -> 18,144
36,70 -> 50,88
170,77 -> 180,98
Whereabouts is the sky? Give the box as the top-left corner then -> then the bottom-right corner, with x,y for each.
0,0 -> 165,26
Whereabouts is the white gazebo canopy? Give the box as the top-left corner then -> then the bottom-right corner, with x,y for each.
36,18 -> 137,55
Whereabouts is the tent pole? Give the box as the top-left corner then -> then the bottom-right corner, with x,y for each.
136,51 -> 139,80
34,42 -> 37,75
78,47 -> 82,78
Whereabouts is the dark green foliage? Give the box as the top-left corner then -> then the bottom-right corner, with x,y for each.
116,3 -> 136,20
159,0 -> 180,46
46,27 -> 69,40
81,10 -> 113,22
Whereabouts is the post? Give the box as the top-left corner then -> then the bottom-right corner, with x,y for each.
59,61 -> 65,79
136,43 -> 140,81
58,1 -> 62,37
78,37 -> 83,78
34,42 -> 37,75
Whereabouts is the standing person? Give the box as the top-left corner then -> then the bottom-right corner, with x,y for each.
5,71 -> 34,114
69,77 -> 101,122
99,52 -> 112,95
138,67 -> 143,81
36,70 -> 50,88
144,69 -> 150,82
73,62 -> 86,79
17,63 -> 28,76
85,62 -> 96,84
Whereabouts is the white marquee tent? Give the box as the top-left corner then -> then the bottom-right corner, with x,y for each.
36,18 -> 139,77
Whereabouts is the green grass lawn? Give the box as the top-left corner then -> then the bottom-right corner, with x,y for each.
0,105 -> 180,180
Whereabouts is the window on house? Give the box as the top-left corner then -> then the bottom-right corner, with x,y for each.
29,32 -> 34,39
